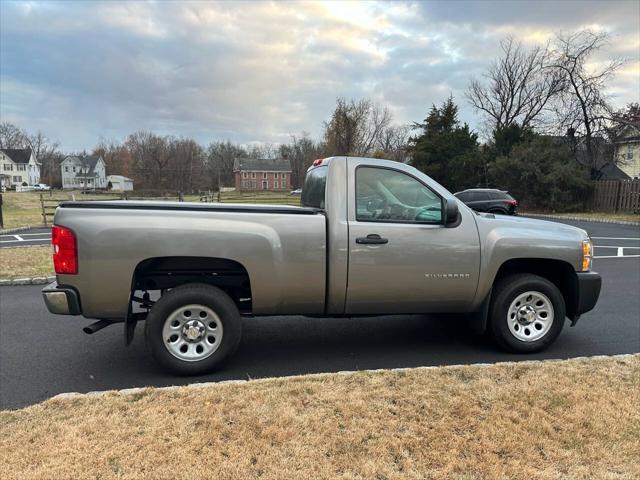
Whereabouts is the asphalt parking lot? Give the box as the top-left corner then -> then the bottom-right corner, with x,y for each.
1,217 -> 638,410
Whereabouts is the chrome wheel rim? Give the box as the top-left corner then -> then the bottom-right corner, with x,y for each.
507,291 -> 554,342
162,304 -> 223,362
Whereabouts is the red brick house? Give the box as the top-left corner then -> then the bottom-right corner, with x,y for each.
233,158 -> 292,191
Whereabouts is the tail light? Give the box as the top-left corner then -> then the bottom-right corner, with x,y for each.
312,158 -> 325,167
52,225 -> 78,274
505,199 -> 518,206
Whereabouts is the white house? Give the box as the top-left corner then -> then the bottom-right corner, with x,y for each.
0,148 -> 40,189
107,175 -> 134,192
614,125 -> 640,179
61,155 -> 107,189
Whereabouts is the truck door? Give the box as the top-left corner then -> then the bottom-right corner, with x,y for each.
345,160 -> 481,314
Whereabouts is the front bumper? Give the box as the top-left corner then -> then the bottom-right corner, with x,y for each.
575,271 -> 602,315
42,281 -> 81,315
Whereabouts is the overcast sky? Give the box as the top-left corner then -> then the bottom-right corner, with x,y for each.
1,0 -> 638,151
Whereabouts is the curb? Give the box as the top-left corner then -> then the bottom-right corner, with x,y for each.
522,213 -> 640,226
0,244 -> 50,250
0,225 -> 34,235
0,276 -> 55,286
48,353 -> 638,403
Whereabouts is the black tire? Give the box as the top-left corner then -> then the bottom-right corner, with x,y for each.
144,283 -> 242,375
488,273 -> 565,353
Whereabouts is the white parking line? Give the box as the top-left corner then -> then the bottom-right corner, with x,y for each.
13,235 -> 24,241
8,232 -> 52,237
0,238 -> 51,244
593,244 -> 640,258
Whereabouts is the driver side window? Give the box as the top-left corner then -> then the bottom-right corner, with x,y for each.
355,167 -> 442,223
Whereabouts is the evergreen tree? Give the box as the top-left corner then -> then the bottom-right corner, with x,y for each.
410,96 -> 481,190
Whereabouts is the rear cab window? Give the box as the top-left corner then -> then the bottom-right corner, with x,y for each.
301,166 -> 327,209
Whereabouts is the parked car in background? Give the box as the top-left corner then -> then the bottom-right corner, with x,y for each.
455,189 -> 518,215
290,188 -> 302,196
33,183 -> 51,191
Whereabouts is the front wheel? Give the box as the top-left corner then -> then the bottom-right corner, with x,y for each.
145,284 -> 242,375
489,273 -> 565,353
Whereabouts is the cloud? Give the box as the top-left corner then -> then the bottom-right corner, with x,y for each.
0,0 -> 638,150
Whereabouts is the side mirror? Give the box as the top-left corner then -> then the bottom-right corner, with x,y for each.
443,197 -> 460,227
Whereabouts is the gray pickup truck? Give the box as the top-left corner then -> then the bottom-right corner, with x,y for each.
43,156 -> 601,374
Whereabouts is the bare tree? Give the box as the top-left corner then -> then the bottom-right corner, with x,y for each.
280,133 -> 323,188
26,131 -> 62,187
0,122 -> 27,149
375,124 -> 411,162
206,141 -> 246,190
466,37 -> 564,132
125,131 -> 171,191
549,30 -> 624,179
322,98 -> 393,156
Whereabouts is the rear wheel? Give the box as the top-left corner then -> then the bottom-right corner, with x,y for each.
489,273 -> 565,353
145,284 -> 242,375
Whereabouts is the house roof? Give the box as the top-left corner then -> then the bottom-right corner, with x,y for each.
544,135 -> 627,179
65,155 -> 103,176
233,158 -> 291,172
1,148 -> 32,164
107,175 -> 133,181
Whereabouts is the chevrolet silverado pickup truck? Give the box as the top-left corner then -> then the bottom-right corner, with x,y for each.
42,156 -> 601,374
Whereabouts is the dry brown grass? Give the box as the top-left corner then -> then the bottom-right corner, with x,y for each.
0,191 -> 124,229
0,245 -> 53,279
524,210 -> 640,224
1,355 -> 638,480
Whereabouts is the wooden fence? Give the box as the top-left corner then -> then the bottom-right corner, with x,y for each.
592,179 -> 640,213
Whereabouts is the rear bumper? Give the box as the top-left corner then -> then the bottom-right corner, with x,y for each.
575,271 -> 601,315
42,281 -> 81,315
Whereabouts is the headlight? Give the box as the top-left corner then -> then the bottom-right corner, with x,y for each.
582,239 -> 592,271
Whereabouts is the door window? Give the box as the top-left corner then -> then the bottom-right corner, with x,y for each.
355,167 -> 442,223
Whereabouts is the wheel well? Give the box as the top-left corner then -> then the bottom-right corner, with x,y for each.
132,256 -> 252,313
494,258 -> 579,320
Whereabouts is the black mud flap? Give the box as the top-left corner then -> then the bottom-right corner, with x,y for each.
125,298 -> 136,346
467,289 -> 492,335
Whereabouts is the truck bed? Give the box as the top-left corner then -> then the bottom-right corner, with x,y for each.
54,201 -> 327,318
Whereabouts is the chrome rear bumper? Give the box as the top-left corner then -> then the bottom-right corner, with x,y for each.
42,281 -> 81,315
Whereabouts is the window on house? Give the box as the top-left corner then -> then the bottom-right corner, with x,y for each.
627,144 -> 634,160
282,179 -> 286,189
274,173 -> 278,179
72,166 -> 76,172
263,172 -> 267,179
251,172 -> 256,179
17,164 -> 26,171
13,176 -> 21,182
274,181 -> 279,189
4,164 -> 13,171
242,172 -> 248,179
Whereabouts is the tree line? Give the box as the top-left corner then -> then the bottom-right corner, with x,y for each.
1,29 -> 636,210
